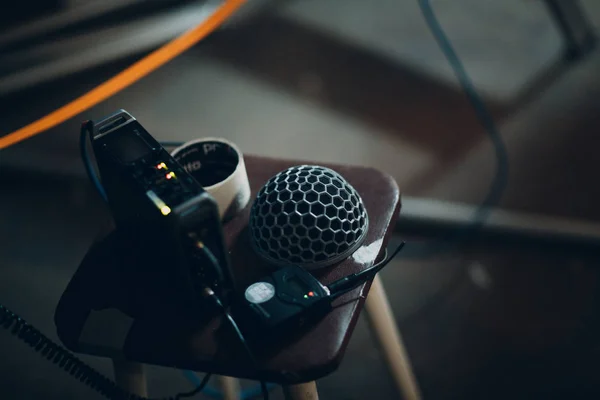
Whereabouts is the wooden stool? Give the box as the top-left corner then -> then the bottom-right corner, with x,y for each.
54,155 -> 420,400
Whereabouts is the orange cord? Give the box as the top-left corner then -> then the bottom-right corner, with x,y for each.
0,0 -> 246,150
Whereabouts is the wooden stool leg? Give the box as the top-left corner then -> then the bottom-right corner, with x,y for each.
283,381 -> 319,400
112,358 -> 148,397
218,375 -> 241,400
364,275 -> 422,400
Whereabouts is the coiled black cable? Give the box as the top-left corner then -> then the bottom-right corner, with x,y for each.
0,304 -> 212,400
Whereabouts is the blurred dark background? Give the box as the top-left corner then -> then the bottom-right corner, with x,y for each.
2,0 -> 600,399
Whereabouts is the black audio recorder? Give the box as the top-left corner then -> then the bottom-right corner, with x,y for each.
89,110 -> 233,314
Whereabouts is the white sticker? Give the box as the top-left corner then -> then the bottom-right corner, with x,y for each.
245,282 -> 276,304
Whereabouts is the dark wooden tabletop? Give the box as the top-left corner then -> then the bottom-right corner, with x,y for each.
55,155 -> 400,384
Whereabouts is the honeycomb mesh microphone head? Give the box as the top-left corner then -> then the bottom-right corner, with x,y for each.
249,165 -> 369,270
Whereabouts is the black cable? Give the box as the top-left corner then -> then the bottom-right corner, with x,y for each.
191,241 -> 270,400
202,288 -> 269,400
328,244 -> 405,299
0,304 -> 212,400
400,0 -> 510,258
191,244 -> 257,367
190,238 -> 226,283
206,290 -> 257,365
418,0 -> 509,219
193,241 -> 266,398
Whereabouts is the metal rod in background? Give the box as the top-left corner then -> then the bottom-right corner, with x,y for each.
397,196 -> 600,249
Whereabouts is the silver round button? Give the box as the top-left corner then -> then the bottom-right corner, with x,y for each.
244,282 -> 276,304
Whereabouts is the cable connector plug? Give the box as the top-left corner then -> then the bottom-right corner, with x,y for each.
327,242 -> 405,299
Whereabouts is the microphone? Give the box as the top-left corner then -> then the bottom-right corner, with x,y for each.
249,165 -> 369,270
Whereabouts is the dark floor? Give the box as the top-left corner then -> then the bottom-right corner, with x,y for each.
2,1 -> 600,399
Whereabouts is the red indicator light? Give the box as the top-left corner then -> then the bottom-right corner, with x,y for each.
166,174 -> 172,180
308,291 -> 314,297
